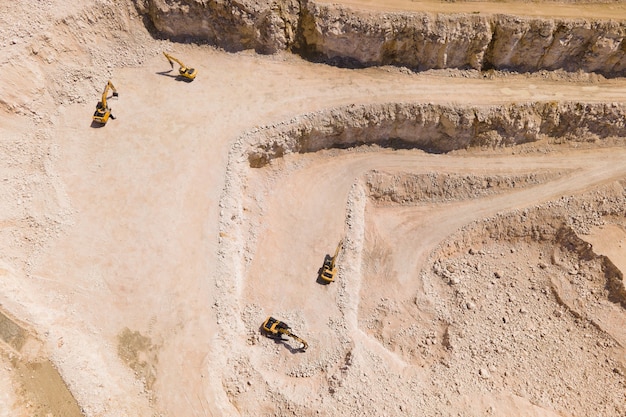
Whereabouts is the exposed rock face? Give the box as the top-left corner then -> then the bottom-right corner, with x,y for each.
299,4 -> 494,69
135,0 -> 626,76
484,16 -> 626,75
133,0 -> 300,53
244,101 -> 626,167
303,7 -> 626,75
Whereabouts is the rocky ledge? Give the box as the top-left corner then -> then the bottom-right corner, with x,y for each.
135,0 -> 626,76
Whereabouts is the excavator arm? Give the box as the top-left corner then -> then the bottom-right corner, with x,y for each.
261,316 -> 308,351
163,52 -> 181,69
330,239 -> 344,270
100,80 -> 118,111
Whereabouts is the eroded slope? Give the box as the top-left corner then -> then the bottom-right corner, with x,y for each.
137,0 -> 626,76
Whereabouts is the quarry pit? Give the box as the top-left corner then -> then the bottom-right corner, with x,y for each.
0,1 -> 625,416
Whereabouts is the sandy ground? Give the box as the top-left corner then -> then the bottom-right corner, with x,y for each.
1,1 -> 625,417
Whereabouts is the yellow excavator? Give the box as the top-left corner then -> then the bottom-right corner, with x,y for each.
163,52 -> 197,81
319,239 -> 343,284
261,316 -> 308,351
92,80 -> 118,125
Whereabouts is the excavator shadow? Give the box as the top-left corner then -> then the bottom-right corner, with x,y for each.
155,70 -> 194,82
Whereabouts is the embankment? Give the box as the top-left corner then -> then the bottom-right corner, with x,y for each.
136,0 -> 626,76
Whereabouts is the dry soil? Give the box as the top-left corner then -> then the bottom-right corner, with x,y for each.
0,1 -> 625,417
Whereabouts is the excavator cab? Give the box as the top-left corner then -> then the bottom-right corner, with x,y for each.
92,105 -> 110,124
319,239 -> 343,284
92,80 -> 118,125
261,316 -> 308,351
163,52 -> 197,81
178,67 -> 197,80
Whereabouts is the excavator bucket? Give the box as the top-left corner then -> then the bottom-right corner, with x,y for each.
289,333 -> 308,351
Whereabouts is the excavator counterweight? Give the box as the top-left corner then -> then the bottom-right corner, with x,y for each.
261,316 -> 308,351
92,80 -> 118,125
163,52 -> 197,81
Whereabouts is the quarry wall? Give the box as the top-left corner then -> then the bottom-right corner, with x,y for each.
135,0 -> 626,76
242,101 -> 626,167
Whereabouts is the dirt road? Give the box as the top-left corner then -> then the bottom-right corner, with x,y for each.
321,0 -> 626,19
